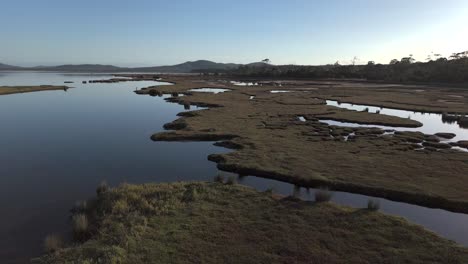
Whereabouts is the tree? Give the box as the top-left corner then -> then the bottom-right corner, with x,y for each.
426,54 -> 432,62
261,58 -> 271,64
367,61 -> 375,65
400,56 -> 415,64
390,59 -> 399,65
352,56 -> 359,66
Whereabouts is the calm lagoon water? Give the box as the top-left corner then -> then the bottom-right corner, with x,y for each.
0,72 -> 227,263
0,72 -> 467,262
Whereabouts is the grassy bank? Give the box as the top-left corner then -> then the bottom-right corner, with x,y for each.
0,85 -> 69,96
34,182 -> 467,263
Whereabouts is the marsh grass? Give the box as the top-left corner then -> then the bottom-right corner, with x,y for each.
34,182 -> 468,264
367,199 -> 380,211
44,234 -> 63,253
72,214 -> 89,241
315,188 -> 332,202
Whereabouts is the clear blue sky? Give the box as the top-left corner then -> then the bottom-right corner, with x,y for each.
1,0 -> 467,66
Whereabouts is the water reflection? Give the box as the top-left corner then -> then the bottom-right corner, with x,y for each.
325,100 -> 468,142
188,88 -> 231,94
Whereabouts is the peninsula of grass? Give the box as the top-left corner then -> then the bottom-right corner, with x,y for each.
34,182 -> 467,264
0,85 -> 69,96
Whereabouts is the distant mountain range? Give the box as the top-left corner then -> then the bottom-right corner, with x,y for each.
0,60 -> 262,73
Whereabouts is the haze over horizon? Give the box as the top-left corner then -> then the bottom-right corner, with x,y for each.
1,0 -> 467,67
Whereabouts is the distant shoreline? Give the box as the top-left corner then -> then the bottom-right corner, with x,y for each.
0,85 -> 69,96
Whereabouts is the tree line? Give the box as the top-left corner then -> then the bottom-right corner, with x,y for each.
226,51 -> 468,83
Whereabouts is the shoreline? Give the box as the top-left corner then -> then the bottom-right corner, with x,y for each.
0,85 -> 69,96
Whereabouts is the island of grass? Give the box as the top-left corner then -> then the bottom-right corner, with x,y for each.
135,75 -> 468,214
34,182 -> 467,264
0,85 -> 69,96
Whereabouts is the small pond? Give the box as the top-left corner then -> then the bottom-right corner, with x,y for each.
188,88 -> 231,94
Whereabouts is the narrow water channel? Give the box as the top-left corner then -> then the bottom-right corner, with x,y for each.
324,99 -> 468,142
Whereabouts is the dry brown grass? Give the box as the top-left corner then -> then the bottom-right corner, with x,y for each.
134,75 -> 468,213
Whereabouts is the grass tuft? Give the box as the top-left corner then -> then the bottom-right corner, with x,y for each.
315,188 -> 332,202
44,234 -> 63,253
72,214 -> 89,240
367,199 -> 380,211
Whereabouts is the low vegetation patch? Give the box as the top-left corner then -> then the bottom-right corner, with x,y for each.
44,234 -> 63,253
315,188 -> 333,202
33,182 -> 468,264
367,199 -> 381,211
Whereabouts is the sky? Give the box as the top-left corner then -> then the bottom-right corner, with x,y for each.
1,0 -> 467,67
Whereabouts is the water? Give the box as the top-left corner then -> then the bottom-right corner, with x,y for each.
1,72 -> 467,262
230,81 -> 258,86
270,90 -> 290,93
325,100 -> 468,142
188,88 -> 231,94
0,72 -> 228,263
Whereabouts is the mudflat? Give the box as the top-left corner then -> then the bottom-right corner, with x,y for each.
135,75 -> 468,213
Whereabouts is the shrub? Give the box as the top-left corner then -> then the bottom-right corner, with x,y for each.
315,188 -> 332,202
149,89 -> 162,96
183,102 -> 191,110
44,234 -> 63,253
72,214 -> 89,240
367,199 -> 380,211
214,174 -> 224,183
96,181 -> 109,196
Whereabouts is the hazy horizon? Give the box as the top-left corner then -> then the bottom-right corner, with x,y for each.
2,0 -> 467,67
